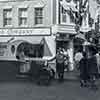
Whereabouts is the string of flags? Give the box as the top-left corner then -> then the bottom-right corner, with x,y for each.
59,0 -> 94,31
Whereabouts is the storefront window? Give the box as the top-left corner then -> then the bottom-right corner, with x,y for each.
0,44 -> 7,56
17,42 -> 44,58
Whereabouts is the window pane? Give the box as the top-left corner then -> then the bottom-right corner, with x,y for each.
4,19 -> 7,26
35,8 -> 43,16
6,11 -> 12,18
19,18 -> 27,25
19,8 -> 27,17
4,18 -> 12,26
35,17 -> 43,24
62,14 -> 67,22
7,19 -> 12,25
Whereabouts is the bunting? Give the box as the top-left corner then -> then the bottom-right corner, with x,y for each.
59,0 -> 90,32
60,0 -> 78,12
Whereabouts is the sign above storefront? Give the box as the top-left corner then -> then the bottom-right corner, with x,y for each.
0,28 -> 51,36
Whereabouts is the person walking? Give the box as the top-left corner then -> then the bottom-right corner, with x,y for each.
79,52 -> 89,87
95,52 -> 100,79
87,53 -> 98,89
74,50 -> 83,70
56,48 -> 65,82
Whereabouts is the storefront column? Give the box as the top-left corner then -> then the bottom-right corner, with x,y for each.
68,40 -> 74,71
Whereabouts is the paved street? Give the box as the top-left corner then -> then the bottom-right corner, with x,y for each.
0,79 -> 100,100
0,61 -> 100,100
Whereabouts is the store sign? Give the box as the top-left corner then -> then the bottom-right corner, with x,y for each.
0,28 -> 51,36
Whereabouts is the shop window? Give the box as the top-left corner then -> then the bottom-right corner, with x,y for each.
35,8 -> 43,24
3,9 -> 12,26
19,8 -> 27,26
17,42 -> 44,58
0,44 -> 7,56
28,44 -> 43,58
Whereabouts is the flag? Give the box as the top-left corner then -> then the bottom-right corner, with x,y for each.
59,0 -> 78,23
83,0 -> 88,9
60,0 -> 78,11
59,0 -> 89,28
88,12 -> 94,27
60,0 -> 71,10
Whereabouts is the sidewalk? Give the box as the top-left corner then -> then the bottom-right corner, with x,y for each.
64,70 -> 80,81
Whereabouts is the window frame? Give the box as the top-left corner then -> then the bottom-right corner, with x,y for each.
34,8 -> 43,25
3,8 -> 12,27
18,8 -> 28,27
60,6 -> 74,25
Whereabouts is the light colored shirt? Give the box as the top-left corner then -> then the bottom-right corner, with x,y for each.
74,52 -> 83,62
95,53 -> 100,73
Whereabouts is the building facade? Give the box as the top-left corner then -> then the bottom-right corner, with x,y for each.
88,0 -> 100,50
0,0 -> 78,72
0,0 -> 55,60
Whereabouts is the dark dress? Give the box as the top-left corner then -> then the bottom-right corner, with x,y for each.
79,57 -> 89,81
56,53 -> 64,73
87,56 -> 98,78
56,53 -> 65,80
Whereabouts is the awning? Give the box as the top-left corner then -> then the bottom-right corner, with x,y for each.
0,37 -> 14,43
12,36 -> 55,60
43,36 -> 56,61
0,36 -> 56,62
11,36 -> 44,44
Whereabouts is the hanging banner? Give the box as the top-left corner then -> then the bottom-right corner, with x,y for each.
60,0 -> 78,12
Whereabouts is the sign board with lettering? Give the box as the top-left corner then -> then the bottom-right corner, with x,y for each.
0,28 -> 51,36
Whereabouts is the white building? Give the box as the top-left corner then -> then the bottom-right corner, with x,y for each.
0,0 -> 78,71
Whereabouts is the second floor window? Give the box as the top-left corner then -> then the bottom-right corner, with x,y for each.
35,8 -> 43,24
3,9 -> 12,26
61,7 -> 67,23
19,8 -> 27,26
60,6 -> 74,24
